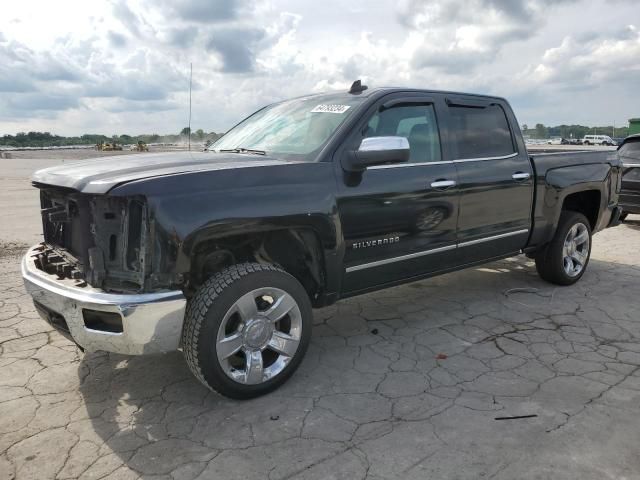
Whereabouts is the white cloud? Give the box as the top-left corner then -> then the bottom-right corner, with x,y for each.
0,0 -> 639,135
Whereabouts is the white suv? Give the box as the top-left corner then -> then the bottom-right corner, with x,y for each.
582,135 -> 615,146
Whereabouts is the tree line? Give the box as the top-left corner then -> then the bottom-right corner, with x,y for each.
0,130 -> 223,148
522,124 -> 630,140
2,123 -> 633,147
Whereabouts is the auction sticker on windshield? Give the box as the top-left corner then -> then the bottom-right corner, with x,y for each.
310,104 -> 351,114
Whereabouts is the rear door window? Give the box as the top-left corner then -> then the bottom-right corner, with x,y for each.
448,104 -> 515,159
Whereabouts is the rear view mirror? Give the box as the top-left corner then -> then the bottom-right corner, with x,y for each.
343,136 -> 410,172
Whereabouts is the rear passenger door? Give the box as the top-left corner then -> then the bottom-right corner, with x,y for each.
445,97 -> 533,263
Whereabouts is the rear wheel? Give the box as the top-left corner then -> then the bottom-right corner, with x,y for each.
535,211 -> 592,285
182,263 -> 312,399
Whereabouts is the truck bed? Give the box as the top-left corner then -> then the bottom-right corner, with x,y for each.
528,149 -> 614,167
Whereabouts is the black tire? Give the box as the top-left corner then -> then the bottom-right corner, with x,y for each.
620,213 -> 628,222
182,263 -> 312,399
535,211 -> 592,286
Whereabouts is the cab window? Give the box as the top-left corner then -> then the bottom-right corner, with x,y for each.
364,104 -> 442,163
448,104 -> 515,159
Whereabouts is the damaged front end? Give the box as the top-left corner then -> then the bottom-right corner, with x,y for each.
35,184 -> 153,293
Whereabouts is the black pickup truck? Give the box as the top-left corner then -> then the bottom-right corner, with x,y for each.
22,82 -> 622,398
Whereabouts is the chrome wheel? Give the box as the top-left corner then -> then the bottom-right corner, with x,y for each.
216,287 -> 302,385
562,222 -> 589,277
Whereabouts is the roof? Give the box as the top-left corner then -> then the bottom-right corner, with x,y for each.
291,86 -> 503,98
357,86 -> 508,102
274,86 -> 509,109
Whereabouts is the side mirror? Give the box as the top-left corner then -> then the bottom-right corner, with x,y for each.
343,136 -> 410,172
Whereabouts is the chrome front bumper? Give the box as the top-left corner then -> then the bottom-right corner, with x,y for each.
21,246 -> 186,355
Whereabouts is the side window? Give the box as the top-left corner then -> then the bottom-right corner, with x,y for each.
623,168 -> 640,181
619,141 -> 640,159
364,104 -> 441,163
448,104 -> 515,159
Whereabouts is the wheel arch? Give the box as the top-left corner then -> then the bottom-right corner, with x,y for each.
560,189 -> 601,231
183,227 -> 329,307
535,163 -> 611,244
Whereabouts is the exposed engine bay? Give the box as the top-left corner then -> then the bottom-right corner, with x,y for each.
35,185 -> 150,292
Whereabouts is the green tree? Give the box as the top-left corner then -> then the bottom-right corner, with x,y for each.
180,127 -> 191,136
535,123 -> 548,139
195,129 -> 205,140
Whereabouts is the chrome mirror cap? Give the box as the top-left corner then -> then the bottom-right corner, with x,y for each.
342,136 -> 410,172
358,136 -> 410,152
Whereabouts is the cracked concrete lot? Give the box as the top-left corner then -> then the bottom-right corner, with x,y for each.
2,157 -> 640,479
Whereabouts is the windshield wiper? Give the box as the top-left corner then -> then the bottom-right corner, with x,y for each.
218,147 -> 266,155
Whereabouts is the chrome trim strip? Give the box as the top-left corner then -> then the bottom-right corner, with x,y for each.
369,161 -> 453,169
345,229 -> 529,273
622,163 -> 640,168
457,229 -> 529,248
345,244 -> 457,273
453,152 -> 518,163
368,152 -> 520,169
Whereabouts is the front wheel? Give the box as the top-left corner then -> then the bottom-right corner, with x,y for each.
535,211 -> 592,285
182,263 -> 312,399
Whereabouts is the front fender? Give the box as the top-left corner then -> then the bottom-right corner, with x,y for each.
110,162 -> 343,297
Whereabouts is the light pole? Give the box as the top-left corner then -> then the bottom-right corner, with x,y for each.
188,63 -> 192,152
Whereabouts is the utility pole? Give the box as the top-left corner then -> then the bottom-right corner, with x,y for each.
188,62 -> 192,152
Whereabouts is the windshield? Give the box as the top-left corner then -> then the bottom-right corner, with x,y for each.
210,94 -> 366,161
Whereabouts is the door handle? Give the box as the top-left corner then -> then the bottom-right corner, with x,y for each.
430,180 -> 457,189
512,172 -> 531,181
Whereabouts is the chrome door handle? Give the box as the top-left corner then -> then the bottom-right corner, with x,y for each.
430,180 -> 457,189
512,172 -> 531,181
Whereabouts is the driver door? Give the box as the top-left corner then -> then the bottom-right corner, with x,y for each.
335,94 -> 460,294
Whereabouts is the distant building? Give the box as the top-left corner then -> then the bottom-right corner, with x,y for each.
630,118 -> 640,136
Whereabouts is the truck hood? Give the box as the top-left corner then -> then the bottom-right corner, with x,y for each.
32,151 -> 292,194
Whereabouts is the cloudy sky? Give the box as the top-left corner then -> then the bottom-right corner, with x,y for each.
1,0 -> 639,136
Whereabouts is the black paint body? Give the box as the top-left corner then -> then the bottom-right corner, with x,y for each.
618,135 -> 640,215
32,88 -> 622,306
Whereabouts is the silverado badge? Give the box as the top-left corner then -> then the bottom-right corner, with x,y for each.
352,236 -> 400,249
